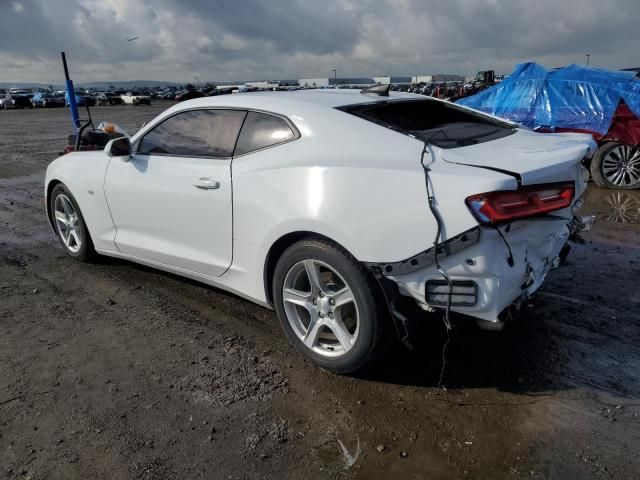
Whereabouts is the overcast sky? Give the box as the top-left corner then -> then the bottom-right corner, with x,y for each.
1,0 -> 639,84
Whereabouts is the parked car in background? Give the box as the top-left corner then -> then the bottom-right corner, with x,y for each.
201,86 -> 219,96
31,92 -> 65,108
45,89 -> 595,373
96,92 -> 124,106
121,91 -> 151,105
0,94 -> 15,109
175,89 -> 205,101
1,93 -> 33,109
65,92 -> 96,107
156,89 -> 178,100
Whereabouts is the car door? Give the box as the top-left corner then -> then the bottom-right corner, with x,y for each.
104,108 -> 247,277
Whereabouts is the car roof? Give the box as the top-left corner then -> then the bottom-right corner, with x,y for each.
171,89 -> 426,114
130,89 -> 453,143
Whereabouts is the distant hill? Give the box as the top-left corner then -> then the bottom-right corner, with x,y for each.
0,80 -> 182,90
0,82 -> 64,90
75,80 -> 183,89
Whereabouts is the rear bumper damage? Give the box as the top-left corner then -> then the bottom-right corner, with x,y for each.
374,213 -> 593,331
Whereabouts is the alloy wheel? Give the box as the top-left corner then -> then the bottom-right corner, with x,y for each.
602,145 -> 640,187
282,259 -> 360,358
54,194 -> 82,253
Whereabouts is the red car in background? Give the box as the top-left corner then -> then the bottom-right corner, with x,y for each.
544,102 -> 640,190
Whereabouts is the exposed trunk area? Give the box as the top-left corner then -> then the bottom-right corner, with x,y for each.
442,129 -> 595,186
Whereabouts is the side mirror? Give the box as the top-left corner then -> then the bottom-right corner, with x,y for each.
105,137 -> 131,158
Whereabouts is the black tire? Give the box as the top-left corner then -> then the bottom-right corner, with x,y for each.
49,183 -> 97,262
272,238 -> 391,374
590,142 -> 640,190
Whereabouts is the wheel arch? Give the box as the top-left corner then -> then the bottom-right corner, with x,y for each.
263,231 -> 358,307
45,179 -> 62,232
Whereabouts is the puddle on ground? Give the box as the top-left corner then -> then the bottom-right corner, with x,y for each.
582,186 -> 640,224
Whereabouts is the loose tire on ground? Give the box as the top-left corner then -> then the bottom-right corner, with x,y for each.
272,238 -> 391,374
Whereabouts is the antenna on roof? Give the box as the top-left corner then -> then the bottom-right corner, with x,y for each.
360,83 -> 390,97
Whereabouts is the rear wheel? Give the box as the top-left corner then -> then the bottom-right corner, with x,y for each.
590,142 -> 640,189
50,184 -> 97,261
273,239 -> 390,374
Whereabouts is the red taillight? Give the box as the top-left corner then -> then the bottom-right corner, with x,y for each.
466,182 -> 574,224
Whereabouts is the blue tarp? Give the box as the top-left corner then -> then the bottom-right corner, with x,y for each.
457,62 -> 640,136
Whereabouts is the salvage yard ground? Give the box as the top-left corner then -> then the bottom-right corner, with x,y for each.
1,103 -> 639,479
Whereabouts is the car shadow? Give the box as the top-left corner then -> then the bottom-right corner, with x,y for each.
356,310 -> 552,393
94,249 -> 638,400
358,295 -> 639,400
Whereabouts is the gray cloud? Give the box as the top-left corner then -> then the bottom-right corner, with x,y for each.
0,0 -> 639,84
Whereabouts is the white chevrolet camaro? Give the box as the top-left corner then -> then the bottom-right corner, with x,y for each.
45,88 -> 595,373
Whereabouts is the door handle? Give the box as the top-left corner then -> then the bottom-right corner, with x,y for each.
193,177 -> 221,190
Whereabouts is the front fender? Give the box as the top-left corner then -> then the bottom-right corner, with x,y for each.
45,152 -> 117,252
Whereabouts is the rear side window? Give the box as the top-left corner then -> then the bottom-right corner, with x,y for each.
138,109 -> 247,157
234,112 -> 295,156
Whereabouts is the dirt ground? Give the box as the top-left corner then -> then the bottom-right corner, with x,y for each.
1,103 -> 639,480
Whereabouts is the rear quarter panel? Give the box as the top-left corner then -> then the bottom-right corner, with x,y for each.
231,109 -> 436,264
228,105 -> 520,304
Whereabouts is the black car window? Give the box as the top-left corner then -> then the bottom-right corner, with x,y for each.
234,112 -> 295,156
137,109 -> 247,158
340,100 -> 515,149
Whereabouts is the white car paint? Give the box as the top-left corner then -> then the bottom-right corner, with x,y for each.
104,153 -> 233,277
45,90 -> 595,326
442,128 -> 596,185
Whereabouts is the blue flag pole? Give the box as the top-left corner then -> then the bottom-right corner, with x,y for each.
61,52 -> 80,133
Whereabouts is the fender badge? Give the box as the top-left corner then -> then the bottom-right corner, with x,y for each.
88,190 -> 94,195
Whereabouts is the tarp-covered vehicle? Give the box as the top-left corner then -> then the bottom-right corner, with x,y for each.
457,62 -> 640,189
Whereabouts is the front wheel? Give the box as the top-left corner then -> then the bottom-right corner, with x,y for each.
49,183 -> 97,261
273,239 -> 390,374
590,142 -> 640,189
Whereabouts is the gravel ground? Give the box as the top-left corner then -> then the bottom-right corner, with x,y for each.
1,103 -> 639,480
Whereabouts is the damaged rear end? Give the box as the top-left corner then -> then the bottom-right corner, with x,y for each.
346,97 -> 596,330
